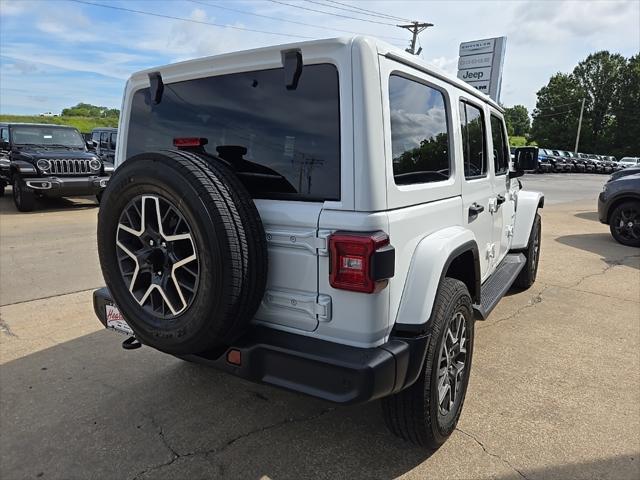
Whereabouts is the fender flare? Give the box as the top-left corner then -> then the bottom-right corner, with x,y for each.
10,160 -> 37,176
393,226 -> 480,333
511,190 -> 544,250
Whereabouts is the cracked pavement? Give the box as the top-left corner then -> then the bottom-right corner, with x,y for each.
1,175 -> 639,479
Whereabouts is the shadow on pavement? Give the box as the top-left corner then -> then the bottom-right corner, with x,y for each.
556,233 -> 640,270
0,188 -> 98,215
494,454 -> 639,480
0,331 -> 431,479
574,211 -> 600,222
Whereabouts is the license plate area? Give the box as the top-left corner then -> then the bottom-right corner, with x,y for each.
105,304 -> 134,336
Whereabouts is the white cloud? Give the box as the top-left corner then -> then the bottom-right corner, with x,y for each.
1,0 -> 639,114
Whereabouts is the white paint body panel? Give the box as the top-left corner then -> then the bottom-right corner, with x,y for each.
395,227 -> 476,325
511,190 -> 544,249
116,36 -> 542,348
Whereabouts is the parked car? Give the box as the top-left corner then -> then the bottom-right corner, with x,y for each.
540,148 -> 560,172
0,122 -> 113,211
89,127 -> 117,163
598,173 -> 640,247
578,153 -> 596,173
619,157 -> 640,168
588,154 -> 605,173
91,37 -> 544,448
551,150 -> 571,172
535,148 -> 553,173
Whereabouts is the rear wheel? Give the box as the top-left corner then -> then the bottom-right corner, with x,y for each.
609,201 -> 640,247
514,213 -> 541,289
382,278 -> 474,449
12,177 -> 35,212
97,151 -> 268,354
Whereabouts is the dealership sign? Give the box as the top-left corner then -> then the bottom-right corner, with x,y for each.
457,37 -> 506,102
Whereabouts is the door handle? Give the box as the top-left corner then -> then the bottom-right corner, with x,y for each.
496,194 -> 506,206
469,203 -> 485,215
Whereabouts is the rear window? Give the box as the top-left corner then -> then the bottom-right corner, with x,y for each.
126,64 -> 340,201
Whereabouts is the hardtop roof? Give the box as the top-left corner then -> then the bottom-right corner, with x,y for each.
128,36 -> 504,113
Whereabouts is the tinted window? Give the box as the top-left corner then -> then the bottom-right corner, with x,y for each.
0,128 -> 8,142
389,75 -> 450,185
490,115 -> 509,175
459,102 -> 486,178
92,131 -> 100,142
11,126 -> 84,147
127,64 -> 340,201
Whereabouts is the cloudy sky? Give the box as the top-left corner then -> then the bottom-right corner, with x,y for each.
1,0 -> 638,115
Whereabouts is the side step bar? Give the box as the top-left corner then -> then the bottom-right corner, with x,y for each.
473,253 -> 526,320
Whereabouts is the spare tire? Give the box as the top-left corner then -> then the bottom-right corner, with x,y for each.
97,150 -> 267,354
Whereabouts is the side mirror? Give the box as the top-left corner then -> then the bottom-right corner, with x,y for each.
86,140 -> 95,150
511,147 -> 539,178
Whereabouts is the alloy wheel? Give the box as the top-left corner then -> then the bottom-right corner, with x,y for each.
116,194 -> 199,318
437,311 -> 468,416
613,206 -> 640,242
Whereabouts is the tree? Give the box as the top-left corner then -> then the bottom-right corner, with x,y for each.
530,73 -> 584,150
504,105 -> 530,137
611,54 -> 640,157
61,103 -> 119,118
529,50 -> 634,154
572,51 -> 626,152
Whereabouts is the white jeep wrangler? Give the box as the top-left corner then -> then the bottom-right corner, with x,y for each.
93,37 -> 543,448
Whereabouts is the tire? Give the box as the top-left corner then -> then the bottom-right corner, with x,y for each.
96,191 -> 103,204
609,201 -> 640,247
12,177 -> 35,212
514,213 -> 541,289
97,150 -> 268,354
0,183 -> 5,197
382,278 -> 474,449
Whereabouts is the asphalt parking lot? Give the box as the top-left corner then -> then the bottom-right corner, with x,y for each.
1,174 -> 639,480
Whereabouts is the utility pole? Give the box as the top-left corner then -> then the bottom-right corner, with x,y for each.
397,21 -> 434,55
574,98 -> 586,152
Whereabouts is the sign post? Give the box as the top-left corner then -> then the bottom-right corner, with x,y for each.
457,37 -> 506,102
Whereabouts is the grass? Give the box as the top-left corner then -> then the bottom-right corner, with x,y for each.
0,115 -> 118,133
510,135 -> 537,147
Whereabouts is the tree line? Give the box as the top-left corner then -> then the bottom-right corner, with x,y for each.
61,103 -> 120,118
504,51 -> 639,158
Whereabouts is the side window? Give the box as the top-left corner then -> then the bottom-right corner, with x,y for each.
0,128 -> 8,142
389,75 -> 450,185
92,132 -> 100,143
459,101 -> 486,178
100,132 -> 109,147
490,115 -> 509,175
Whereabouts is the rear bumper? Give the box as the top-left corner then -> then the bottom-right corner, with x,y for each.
93,288 -> 429,405
23,175 -> 109,197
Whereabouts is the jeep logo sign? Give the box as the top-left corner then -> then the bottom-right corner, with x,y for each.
457,37 -> 506,102
458,66 -> 492,82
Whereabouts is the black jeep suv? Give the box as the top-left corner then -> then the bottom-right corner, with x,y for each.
0,123 -> 113,211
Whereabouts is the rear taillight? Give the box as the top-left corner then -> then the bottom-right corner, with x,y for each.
173,137 -> 208,148
329,231 -> 395,293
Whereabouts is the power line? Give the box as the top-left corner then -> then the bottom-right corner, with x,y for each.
267,0 -> 398,26
68,0 -> 314,40
321,0 -> 412,23
305,0 -> 410,23
534,109 -> 577,118
188,0 -> 406,41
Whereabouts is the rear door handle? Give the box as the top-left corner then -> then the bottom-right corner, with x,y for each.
469,203 -> 485,215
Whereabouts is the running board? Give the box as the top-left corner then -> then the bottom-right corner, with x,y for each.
473,253 -> 526,320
